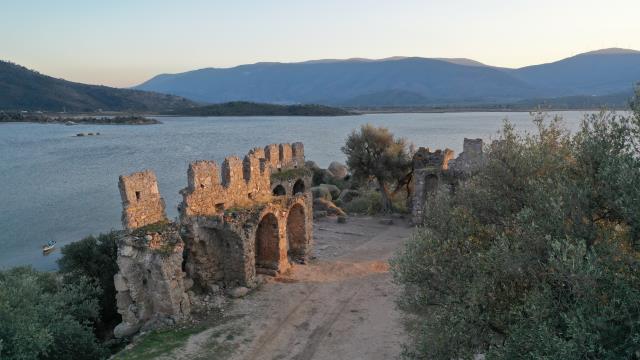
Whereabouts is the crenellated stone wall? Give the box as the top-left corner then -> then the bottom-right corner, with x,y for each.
118,170 -> 167,230
113,142 -> 313,337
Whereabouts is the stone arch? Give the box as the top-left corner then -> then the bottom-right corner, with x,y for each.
255,212 -> 280,273
272,184 -> 286,196
286,203 -> 306,262
292,179 -> 305,195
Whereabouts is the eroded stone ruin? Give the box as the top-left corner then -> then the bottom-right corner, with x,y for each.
113,142 -> 312,337
410,138 -> 485,224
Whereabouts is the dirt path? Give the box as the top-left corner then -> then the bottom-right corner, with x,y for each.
164,216 -> 412,360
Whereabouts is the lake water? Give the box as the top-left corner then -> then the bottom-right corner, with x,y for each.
0,112 -> 591,270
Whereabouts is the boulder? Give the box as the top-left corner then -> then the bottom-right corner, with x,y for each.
313,198 -> 347,217
337,216 -> 347,224
229,286 -> 249,298
113,322 -> 141,338
337,189 -> 360,204
311,186 -> 332,201
305,160 -> 320,171
313,210 -> 328,219
320,184 -> 341,199
379,218 -> 394,225
328,161 -> 348,180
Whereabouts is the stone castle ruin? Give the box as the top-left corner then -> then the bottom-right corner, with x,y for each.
113,142 -> 312,337
410,138 -> 485,224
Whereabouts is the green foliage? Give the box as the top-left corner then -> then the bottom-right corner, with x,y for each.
342,190 -> 383,215
0,60 -> 195,112
58,232 -> 121,335
167,101 -> 354,116
270,167 -> 312,182
392,106 -> 640,359
342,124 -> 412,212
0,112 -> 160,125
0,267 -> 108,360
113,325 -> 207,360
131,220 -> 171,237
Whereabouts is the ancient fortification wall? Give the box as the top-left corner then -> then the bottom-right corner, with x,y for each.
113,142 -> 312,337
118,170 -> 167,229
410,138 -> 485,224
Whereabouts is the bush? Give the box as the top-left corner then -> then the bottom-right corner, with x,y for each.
392,107 -> 640,359
58,232 -> 121,336
0,267 -> 108,359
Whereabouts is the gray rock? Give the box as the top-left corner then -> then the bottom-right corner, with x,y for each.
113,322 -> 141,338
144,234 -> 153,241
337,216 -> 347,224
209,284 -> 220,294
379,218 -> 394,225
313,210 -> 328,219
114,274 -> 128,292
328,162 -> 348,180
337,189 -> 360,203
183,278 -> 194,290
229,286 -> 249,298
305,160 -> 320,171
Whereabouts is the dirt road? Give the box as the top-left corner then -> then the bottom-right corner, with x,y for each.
163,216 -> 412,360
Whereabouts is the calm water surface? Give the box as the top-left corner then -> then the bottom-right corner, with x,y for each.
0,112 -> 590,270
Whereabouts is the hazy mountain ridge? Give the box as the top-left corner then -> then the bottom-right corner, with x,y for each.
135,49 -> 640,107
0,61 -> 198,112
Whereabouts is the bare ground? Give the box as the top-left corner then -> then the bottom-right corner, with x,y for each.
159,216 -> 412,360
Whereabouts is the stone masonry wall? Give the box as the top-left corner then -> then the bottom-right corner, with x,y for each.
113,224 -> 190,337
181,142 -> 305,217
119,170 -> 167,230
114,142 -> 313,338
411,138 -> 485,224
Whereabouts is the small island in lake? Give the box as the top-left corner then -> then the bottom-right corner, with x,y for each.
166,101 -> 356,116
0,112 -> 162,125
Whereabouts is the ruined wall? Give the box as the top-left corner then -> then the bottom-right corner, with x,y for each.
448,138 -> 485,175
119,170 -> 167,229
410,138 -> 485,224
410,148 -> 454,225
114,142 -> 313,337
113,224 -> 190,337
181,142 -> 305,217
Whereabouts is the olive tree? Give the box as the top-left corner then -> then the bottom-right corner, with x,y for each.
392,101 -> 640,359
342,124 -> 412,213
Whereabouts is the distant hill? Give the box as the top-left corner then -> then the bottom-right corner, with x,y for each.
135,49 -> 640,108
166,101 -> 354,116
510,48 -> 640,97
0,61 -> 197,112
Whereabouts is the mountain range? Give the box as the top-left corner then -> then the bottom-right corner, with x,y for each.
0,61 -> 196,112
135,48 -> 640,107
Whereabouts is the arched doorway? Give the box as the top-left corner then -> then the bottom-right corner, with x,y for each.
292,179 -> 305,195
272,185 -> 286,196
255,213 -> 280,273
286,204 -> 306,263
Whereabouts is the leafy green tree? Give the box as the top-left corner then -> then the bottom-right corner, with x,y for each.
58,232 -> 121,334
392,101 -> 640,359
342,124 -> 412,212
0,267 -> 108,360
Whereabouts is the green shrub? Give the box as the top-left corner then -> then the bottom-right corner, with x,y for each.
58,232 -> 121,335
0,267 -> 108,359
392,105 -> 640,359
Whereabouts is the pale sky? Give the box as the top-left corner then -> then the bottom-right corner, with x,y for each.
3,0 -> 639,87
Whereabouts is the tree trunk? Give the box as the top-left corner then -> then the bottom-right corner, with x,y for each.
378,179 -> 393,213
